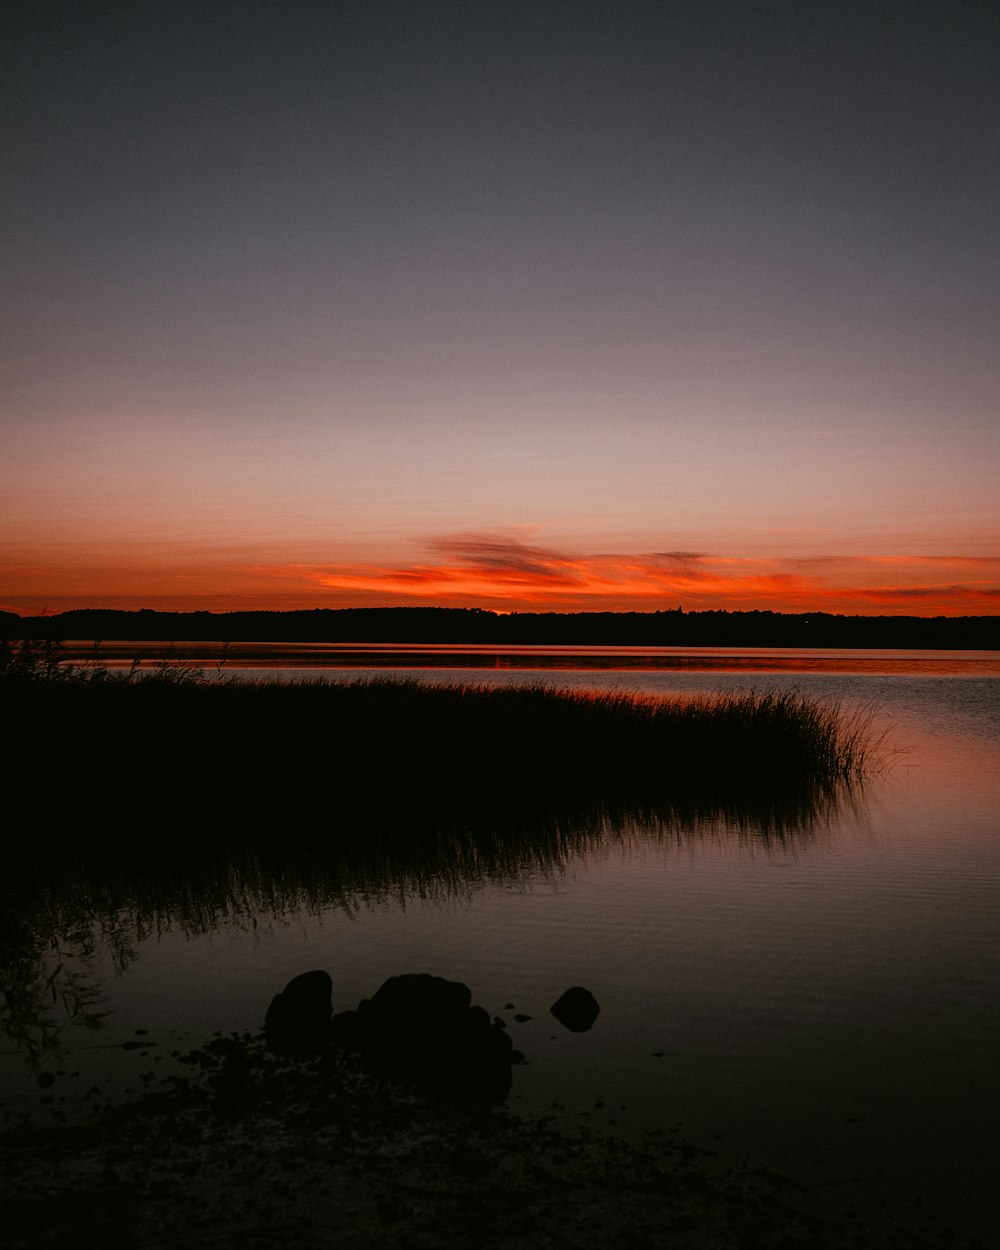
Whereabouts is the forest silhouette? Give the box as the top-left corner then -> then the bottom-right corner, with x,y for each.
2,606 -> 996,648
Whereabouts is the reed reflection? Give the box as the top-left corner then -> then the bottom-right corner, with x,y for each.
3,781 -> 870,1062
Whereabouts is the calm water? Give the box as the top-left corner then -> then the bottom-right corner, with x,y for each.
3,648 -> 999,1238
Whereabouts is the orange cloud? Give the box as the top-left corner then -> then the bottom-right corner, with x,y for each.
3,535 -> 998,616
237,536 -> 1000,616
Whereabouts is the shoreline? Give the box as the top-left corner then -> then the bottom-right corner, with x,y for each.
2,1031 -> 979,1250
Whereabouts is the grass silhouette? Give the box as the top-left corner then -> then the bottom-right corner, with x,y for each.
4,639 -> 887,893
5,658 -> 883,846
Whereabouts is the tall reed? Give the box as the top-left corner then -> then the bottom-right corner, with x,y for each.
5,673 -> 885,856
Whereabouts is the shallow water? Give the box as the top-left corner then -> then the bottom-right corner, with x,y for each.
3,652 -> 998,1238
65,638 -> 1000,677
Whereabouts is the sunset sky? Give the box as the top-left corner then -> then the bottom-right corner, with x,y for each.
3,1 -> 998,617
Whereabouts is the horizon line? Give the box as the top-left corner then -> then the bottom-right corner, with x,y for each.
3,603 -> 998,622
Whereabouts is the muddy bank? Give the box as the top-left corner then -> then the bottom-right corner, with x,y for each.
1,1030 -> 977,1250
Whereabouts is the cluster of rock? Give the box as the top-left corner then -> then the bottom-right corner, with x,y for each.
264,970 -> 600,1102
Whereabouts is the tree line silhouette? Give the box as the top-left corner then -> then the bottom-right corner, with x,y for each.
1,606 -> 996,648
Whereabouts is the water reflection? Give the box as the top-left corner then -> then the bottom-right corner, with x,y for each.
1,779 -> 867,1061
57,640 -> 1000,677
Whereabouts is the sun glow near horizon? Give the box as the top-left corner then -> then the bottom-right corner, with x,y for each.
3,534 -> 998,618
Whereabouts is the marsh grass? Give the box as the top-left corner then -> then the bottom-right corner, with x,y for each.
4,669 -> 884,859
4,643 -> 889,901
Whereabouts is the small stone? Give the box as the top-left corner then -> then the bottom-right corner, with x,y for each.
550,986 -> 600,1033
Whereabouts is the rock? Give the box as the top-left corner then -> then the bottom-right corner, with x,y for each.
265,969 -> 334,1055
550,986 -> 600,1033
283,970 -> 334,1002
335,972 -> 514,1102
364,972 -> 472,1016
266,970 -> 518,1100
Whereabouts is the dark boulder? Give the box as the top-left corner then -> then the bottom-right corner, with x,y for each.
333,972 -> 514,1102
265,969 -> 334,1055
364,972 -> 472,1017
550,986 -> 600,1033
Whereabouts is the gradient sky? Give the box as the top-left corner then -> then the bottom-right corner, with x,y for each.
3,1 -> 998,616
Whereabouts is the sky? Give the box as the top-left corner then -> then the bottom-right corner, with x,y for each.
3,0 -> 998,616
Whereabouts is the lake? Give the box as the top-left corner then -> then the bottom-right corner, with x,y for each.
2,646 -> 998,1240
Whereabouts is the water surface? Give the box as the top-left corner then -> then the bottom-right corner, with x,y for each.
3,649 -> 998,1239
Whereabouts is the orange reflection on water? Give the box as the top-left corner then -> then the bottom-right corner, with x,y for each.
58,642 -> 1000,677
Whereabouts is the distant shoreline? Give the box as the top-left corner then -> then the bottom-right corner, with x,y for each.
2,605 -> 997,649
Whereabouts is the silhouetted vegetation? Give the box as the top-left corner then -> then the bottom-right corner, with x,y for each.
2,605 -> 997,647
4,665 -> 880,862
6,670 -> 879,867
